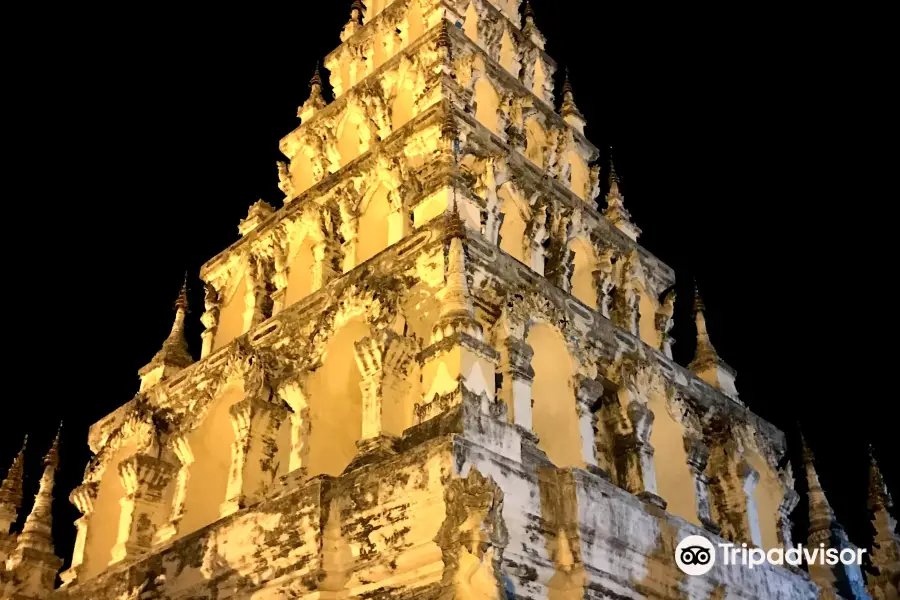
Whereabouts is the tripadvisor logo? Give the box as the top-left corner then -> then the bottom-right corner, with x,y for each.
675,534 -> 866,576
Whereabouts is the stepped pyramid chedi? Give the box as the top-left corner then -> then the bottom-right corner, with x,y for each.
2,1 -> 893,599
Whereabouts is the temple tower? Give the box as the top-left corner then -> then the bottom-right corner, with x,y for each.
48,2 -> 825,599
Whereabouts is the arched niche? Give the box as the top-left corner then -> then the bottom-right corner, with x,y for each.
569,237 -> 598,309
406,0 -> 425,43
307,318 -> 369,476
533,59 -> 546,99
527,323 -> 583,468
525,117 -> 547,168
81,437 -> 139,579
463,2 -> 479,44
337,107 -> 365,167
745,450 -> 785,550
637,285 -> 660,349
498,185 -> 528,265
647,393 -> 699,526
178,381 -> 245,537
392,76 -> 416,132
290,150 -> 316,195
213,269 -> 248,351
285,232 -> 317,308
474,78 -> 501,135
357,183 -> 393,264
567,152 -> 589,200
499,29 -> 517,75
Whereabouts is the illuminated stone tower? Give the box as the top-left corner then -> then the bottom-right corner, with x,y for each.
16,1 -> 885,599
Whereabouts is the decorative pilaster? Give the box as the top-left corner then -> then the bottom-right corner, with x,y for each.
496,336 -> 534,431
612,399 -> 664,507
155,436 -> 193,545
354,329 -> 418,441
867,446 -> 899,600
111,455 -> 178,563
655,290 -> 676,359
523,203 -> 550,275
8,428 -> 63,598
776,461 -> 800,550
221,397 -> 290,516
59,482 -> 98,586
246,254 -> 275,330
706,433 -> 756,545
270,235 -> 289,315
312,238 -> 342,291
593,249 -> 616,320
574,376 -> 604,468
201,283 -> 221,359
682,434 -> 719,533
611,254 -> 640,337
802,436 -> 871,600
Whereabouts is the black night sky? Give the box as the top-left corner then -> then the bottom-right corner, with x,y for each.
2,1 -> 895,576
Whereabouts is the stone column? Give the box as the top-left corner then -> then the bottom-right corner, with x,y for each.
497,337 -> 535,431
60,482 -> 98,586
354,330 -> 417,441
201,284 -> 221,359
593,249 -> 616,320
221,397 -> 290,516
111,455 -> 178,563
683,435 -> 719,534
574,376 -> 604,468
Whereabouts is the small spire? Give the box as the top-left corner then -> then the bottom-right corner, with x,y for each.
341,1 -> 365,41
868,446 -> 893,511
602,148 -> 640,240
15,427 -> 62,557
0,434 -> 28,512
432,237 -> 483,342
298,62 -> 328,120
691,281 -> 719,361
559,68 -> 585,129
801,432 -> 841,541
350,0 -> 365,22
523,0 -> 534,20
310,61 -> 323,90
139,279 -> 194,382
562,69 -> 574,98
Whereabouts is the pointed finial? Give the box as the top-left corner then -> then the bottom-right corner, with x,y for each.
175,273 -> 189,313
693,279 -> 706,314
350,0 -> 365,19
44,422 -> 61,470
0,434 -> 28,510
868,445 -> 893,510
310,61 -> 323,90
562,69 -> 573,97
608,147 -> 619,190
523,0 -> 535,20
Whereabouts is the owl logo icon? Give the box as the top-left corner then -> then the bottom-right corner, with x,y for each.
675,535 -> 716,576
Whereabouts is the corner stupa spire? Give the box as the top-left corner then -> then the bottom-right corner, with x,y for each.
688,282 -> 739,401
432,237 -> 483,343
139,276 -> 194,390
801,433 -> 871,600
6,425 -> 63,597
1,435 -> 27,535
601,149 -> 641,241
16,425 -> 61,556
867,446 -> 900,600
560,69 -> 586,134
298,62 -> 328,123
